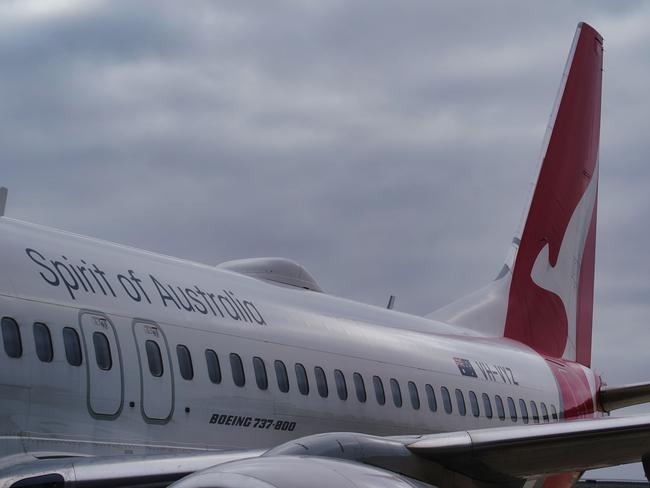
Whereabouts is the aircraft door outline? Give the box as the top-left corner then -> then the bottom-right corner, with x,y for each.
78,310 -> 124,419
132,319 -> 174,424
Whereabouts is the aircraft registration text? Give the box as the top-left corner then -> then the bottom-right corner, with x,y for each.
454,357 -> 519,385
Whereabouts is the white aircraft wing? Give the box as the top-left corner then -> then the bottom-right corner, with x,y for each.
407,414 -> 650,482
0,450 -> 264,488
6,415 -> 649,487
171,414 -> 650,487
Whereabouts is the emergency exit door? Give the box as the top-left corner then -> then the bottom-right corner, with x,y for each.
80,312 -> 123,418
133,321 -> 174,423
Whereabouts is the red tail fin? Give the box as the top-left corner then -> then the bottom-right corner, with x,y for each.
503,23 -> 602,366
429,23 -> 603,367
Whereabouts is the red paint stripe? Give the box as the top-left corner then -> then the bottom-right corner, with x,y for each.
546,357 -> 595,419
539,356 -> 596,487
541,471 -> 582,488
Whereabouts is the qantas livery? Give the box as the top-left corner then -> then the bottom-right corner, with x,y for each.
2,22 -> 650,488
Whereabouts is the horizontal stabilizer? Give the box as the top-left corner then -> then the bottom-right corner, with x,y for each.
599,382 -> 650,412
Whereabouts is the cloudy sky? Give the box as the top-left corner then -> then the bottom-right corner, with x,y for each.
2,0 -> 649,481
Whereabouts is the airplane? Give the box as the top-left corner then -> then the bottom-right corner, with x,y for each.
1,21 -> 650,488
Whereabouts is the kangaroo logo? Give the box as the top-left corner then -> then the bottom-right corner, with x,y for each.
530,168 -> 598,360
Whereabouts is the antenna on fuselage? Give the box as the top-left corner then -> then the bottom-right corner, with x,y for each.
387,295 -> 396,310
0,187 -> 7,217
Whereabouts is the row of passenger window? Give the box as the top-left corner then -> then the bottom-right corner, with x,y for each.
2,317 -> 560,424
167,343 -> 560,424
1,317 -> 95,367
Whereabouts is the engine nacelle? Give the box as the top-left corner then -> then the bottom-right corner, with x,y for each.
170,455 -> 433,488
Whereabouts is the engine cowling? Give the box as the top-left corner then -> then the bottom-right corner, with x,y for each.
169,455 -> 431,488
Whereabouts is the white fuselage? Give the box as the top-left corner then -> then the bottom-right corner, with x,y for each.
0,217 -> 592,459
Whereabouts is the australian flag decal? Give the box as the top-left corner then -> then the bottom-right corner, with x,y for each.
454,357 -> 478,378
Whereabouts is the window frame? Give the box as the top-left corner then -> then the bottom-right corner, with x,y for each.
551,404 -> 559,421
482,392 -> 493,419
469,390 -> 480,417
353,372 -> 367,403
145,340 -> 164,377
2,317 -> 22,358
441,386 -> 453,414
295,362 -> 309,395
92,331 -> 112,371
334,369 -> 348,400
519,398 -> 529,424
176,344 -> 194,380
33,322 -> 53,363
254,356 -> 268,391
507,396 -> 517,422
229,352 -> 245,387
390,378 -> 402,408
63,327 -> 82,366
455,389 -> 466,416
425,384 -> 437,412
540,402 -> 550,423
495,395 -> 506,420
205,349 -> 222,384
275,360 -> 289,393
373,375 -> 386,405
315,366 -> 328,398
530,401 -> 540,423
408,381 -> 420,410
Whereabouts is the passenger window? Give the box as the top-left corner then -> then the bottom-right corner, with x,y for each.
254,357 -> 268,390
530,401 -> 540,423
455,389 -> 466,416
408,381 -> 420,410
519,399 -> 529,424
373,376 -> 385,405
495,395 -> 506,420
551,404 -> 559,421
353,373 -> 366,403
33,322 -> 53,363
275,360 -> 289,392
507,396 -> 517,422
334,369 -> 348,400
482,393 -> 493,419
63,327 -> 82,366
469,391 -> 480,417
390,378 -> 402,407
441,386 -> 453,414
230,353 -> 245,387
425,384 -> 437,412
177,345 -> 194,380
93,332 -> 112,371
295,363 -> 309,395
205,349 -> 222,384
145,340 -> 163,377
315,366 -> 328,398
1,317 -> 22,358
540,402 -> 550,423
